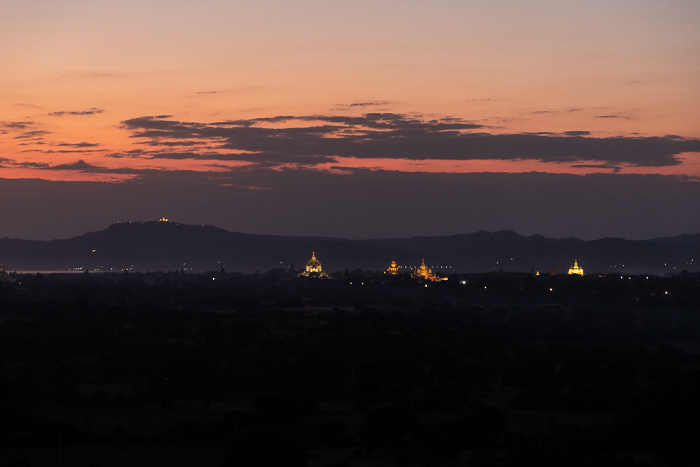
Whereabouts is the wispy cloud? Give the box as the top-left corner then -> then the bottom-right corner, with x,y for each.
56,142 -> 100,148
571,163 -> 622,173
14,161 -> 51,169
348,101 -> 393,107
14,130 -> 50,140
0,121 -> 35,131
46,160 -> 102,171
48,108 -> 105,117
35,159 -> 147,176
333,101 -> 395,110
13,103 -> 43,109
594,114 -> 633,120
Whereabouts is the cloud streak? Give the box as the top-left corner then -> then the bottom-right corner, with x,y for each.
0,121 -> 34,130
57,142 -> 100,148
48,108 -> 105,117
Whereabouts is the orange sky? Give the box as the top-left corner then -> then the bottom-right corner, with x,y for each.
2,0 -> 699,181
2,1 -> 700,242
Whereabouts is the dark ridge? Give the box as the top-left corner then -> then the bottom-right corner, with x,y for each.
0,221 -> 698,274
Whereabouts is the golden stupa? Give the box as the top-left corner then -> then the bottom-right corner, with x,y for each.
411,258 -> 448,282
0,264 -> 13,283
567,259 -> 584,276
299,252 -> 329,278
385,258 -> 400,275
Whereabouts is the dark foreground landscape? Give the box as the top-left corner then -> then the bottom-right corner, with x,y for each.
1,270 -> 699,466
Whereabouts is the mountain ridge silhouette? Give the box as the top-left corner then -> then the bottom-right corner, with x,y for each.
1,221 -> 698,274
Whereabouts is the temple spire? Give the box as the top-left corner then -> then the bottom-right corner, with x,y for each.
412,257 -> 447,282
299,251 -> 328,278
568,259 -> 584,276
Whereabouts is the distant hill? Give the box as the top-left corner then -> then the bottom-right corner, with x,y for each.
0,221 -> 698,274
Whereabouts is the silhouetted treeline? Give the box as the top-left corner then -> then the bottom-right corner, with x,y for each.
0,271 -> 699,466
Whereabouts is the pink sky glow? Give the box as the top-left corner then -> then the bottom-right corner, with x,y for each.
1,1 -> 699,240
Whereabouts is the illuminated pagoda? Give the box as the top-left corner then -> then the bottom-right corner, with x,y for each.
299,251 -> 330,278
411,258 -> 448,282
385,258 -> 400,275
0,264 -> 13,283
567,259 -> 584,276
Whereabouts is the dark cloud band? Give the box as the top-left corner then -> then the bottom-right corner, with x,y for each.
120,113 -> 700,167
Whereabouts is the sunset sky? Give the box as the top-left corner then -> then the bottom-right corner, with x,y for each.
2,0 -> 699,241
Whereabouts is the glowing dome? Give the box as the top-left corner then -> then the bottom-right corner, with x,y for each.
568,260 -> 584,276
299,252 -> 329,278
411,258 -> 448,282
0,264 -> 13,282
385,258 -> 399,275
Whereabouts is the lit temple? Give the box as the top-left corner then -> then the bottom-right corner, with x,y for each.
0,264 -> 13,283
158,217 -> 169,222
411,258 -> 448,282
299,251 -> 329,278
568,259 -> 584,276
385,258 -> 400,275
